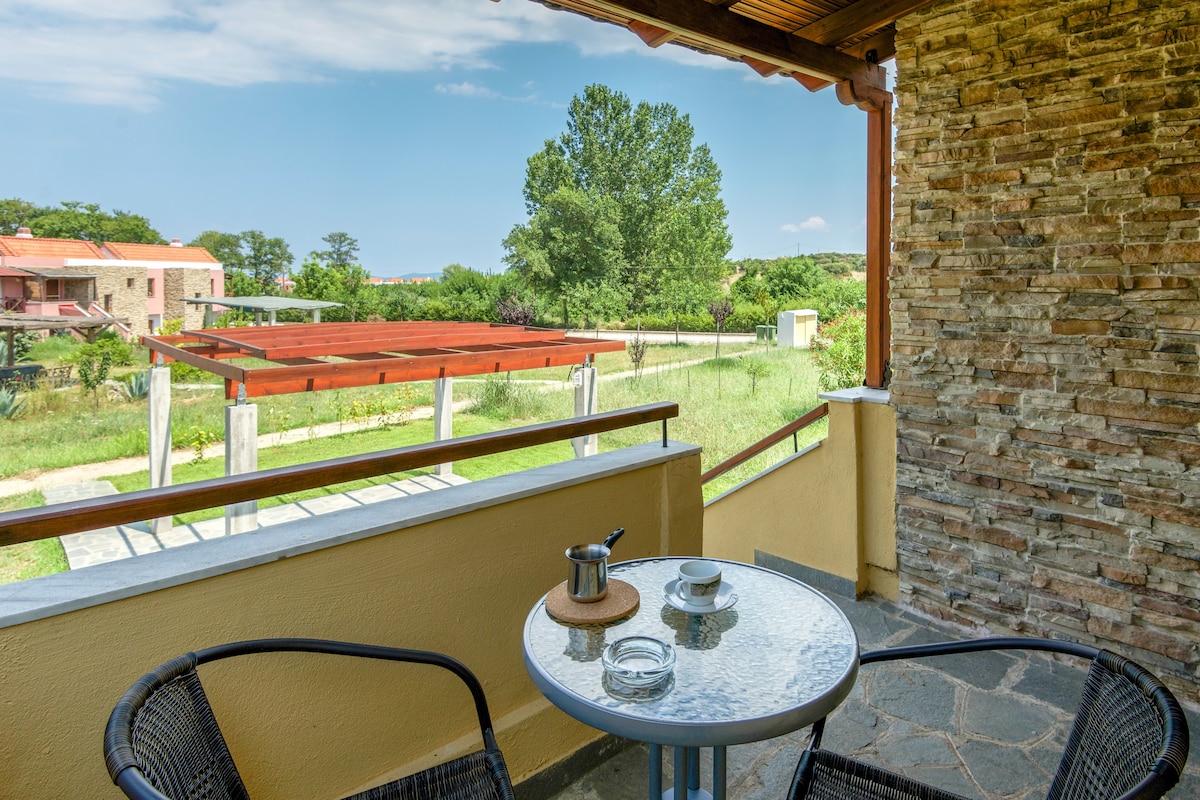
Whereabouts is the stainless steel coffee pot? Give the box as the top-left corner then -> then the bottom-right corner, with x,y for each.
565,528 -> 625,602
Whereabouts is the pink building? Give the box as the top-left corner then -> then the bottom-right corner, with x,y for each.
0,229 -> 224,338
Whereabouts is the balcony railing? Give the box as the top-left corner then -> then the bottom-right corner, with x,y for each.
0,401 -> 680,547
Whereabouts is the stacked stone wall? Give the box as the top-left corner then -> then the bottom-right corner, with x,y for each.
57,266 -> 150,338
162,267 -> 211,330
890,0 -> 1200,692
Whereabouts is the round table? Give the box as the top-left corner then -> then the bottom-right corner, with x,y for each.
523,558 -> 859,800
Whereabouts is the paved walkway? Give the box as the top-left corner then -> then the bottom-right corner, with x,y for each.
49,472 -> 470,569
550,591 -> 1200,800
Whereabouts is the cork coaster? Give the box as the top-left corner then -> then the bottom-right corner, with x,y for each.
545,579 -> 640,624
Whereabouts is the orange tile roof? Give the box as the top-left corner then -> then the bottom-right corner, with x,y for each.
0,236 -> 106,259
102,241 -> 219,263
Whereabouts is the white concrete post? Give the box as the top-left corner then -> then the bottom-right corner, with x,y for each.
148,366 -> 172,535
268,309 -> 277,326
224,402 -> 258,535
572,366 -> 598,458
312,309 -> 321,323
434,377 -> 453,476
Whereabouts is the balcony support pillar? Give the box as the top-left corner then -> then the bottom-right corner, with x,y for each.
224,403 -> 258,535
572,366 -> 598,458
434,377 -> 453,475
148,366 -> 173,535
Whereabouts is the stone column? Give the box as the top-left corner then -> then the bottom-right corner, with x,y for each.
434,377 -> 453,476
572,366 -> 598,458
224,402 -> 258,535
147,366 -> 172,535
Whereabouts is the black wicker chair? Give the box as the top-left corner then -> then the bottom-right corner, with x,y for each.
789,637 -> 1189,800
104,638 -> 515,800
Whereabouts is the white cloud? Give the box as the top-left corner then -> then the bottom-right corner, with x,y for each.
435,81 -> 500,100
782,216 -> 829,233
0,0 -> 741,110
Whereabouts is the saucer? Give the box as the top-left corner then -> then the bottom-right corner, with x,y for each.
662,579 -> 738,615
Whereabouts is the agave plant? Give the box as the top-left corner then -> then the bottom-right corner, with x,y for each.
0,388 -> 24,420
109,369 -> 151,402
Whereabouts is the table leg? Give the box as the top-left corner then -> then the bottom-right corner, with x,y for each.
713,746 -> 726,800
673,746 -> 687,800
649,743 -> 662,800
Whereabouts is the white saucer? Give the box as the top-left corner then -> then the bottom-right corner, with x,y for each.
662,579 -> 738,615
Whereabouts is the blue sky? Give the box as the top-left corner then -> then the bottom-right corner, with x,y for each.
1,0 -> 873,277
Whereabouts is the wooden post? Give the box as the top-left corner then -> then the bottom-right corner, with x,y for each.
837,79 -> 893,389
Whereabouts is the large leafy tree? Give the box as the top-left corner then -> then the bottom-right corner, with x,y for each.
293,232 -> 372,320
189,230 -> 293,295
504,84 -> 731,321
5,200 -> 164,244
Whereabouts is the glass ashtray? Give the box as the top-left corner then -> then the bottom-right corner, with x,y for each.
601,636 -> 676,687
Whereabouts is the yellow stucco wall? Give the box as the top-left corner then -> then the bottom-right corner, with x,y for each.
0,450 -> 702,800
703,392 -> 897,599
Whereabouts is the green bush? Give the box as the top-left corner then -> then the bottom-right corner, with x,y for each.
169,360 -> 211,383
67,331 -> 134,367
726,304 -> 769,333
0,388 -> 24,419
810,311 -> 866,392
469,377 -> 547,420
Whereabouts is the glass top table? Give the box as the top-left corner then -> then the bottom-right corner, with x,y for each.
522,558 -> 859,800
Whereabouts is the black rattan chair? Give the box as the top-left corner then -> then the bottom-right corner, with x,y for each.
104,638 -> 515,800
789,637 -> 1189,800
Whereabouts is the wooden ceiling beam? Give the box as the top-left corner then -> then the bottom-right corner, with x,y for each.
795,0 -> 936,47
840,28 -> 897,64
559,0 -> 885,87
630,20 -> 678,47
742,56 -> 786,77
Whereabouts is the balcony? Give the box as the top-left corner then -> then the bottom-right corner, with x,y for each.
1,397 -> 1195,799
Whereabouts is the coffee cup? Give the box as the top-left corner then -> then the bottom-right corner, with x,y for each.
677,560 -> 722,606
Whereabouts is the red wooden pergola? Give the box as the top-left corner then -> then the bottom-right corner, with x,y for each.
143,322 -> 627,399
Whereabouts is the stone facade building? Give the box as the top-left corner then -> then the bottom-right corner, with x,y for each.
0,231 -> 223,338
890,0 -> 1200,688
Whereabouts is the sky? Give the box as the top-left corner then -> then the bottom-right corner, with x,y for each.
0,0 -> 875,278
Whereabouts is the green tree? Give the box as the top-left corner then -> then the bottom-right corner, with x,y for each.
239,230 -> 293,295
189,231 -> 246,274
0,198 -> 46,235
30,201 -> 164,244
76,344 -> 114,415
293,252 -> 373,322
763,256 -> 827,300
315,231 -> 359,270
505,84 -> 731,317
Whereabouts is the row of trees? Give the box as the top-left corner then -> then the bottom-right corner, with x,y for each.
2,84 -> 867,334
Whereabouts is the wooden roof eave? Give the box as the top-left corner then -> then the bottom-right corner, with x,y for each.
540,0 -> 886,89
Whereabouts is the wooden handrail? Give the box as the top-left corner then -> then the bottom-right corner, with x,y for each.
0,402 -> 679,547
699,403 -> 829,485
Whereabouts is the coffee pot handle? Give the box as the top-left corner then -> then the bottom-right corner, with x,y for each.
602,527 -> 625,550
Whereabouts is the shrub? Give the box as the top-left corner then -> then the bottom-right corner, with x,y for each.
169,360 -> 210,384
726,303 -> 769,333
742,358 -> 772,394
0,388 -> 24,420
68,331 -> 134,367
111,369 -> 151,401
810,311 -> 866,392
469,377 -> 546,420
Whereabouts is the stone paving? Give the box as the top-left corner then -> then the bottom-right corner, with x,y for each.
549,592 -> 1200,800
51,473 -> 471,569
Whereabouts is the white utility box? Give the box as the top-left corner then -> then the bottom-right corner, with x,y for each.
777,309 -> 819,348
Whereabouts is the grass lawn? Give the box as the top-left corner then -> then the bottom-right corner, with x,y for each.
0,342 -> 827,584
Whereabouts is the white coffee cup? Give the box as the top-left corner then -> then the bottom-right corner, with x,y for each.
677,560 -> 722,606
